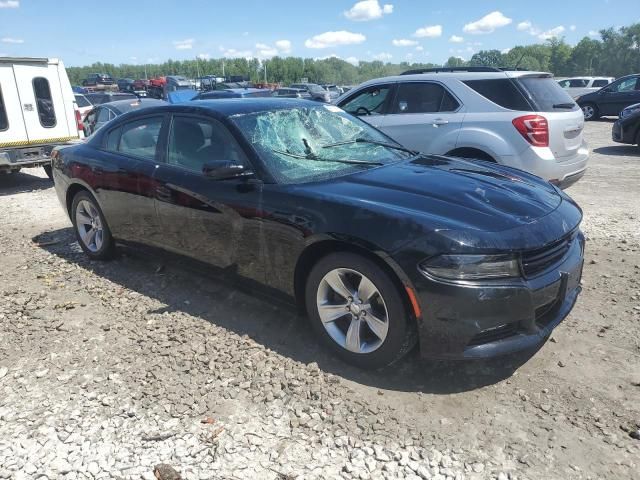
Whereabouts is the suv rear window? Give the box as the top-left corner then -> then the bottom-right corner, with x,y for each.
33,77 -> 56,128
516,76 -> 578,112
463,79 -> 532,111
0,85 -> 7,131
592,80 -> 609,88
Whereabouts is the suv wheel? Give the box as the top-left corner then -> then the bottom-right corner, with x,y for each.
305,252 -> 416,369
581,103 -> 599,121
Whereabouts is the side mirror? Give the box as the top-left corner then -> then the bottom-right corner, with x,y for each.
202,160 -> 251,180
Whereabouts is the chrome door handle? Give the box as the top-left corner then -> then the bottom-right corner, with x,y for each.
432,118 -> 449,126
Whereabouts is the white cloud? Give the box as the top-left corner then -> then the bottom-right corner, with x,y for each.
517,21 -> 533,32
449,35 -> 464,43
220,47 -> 253,58
392,38 -> 418,47
372,52 -> 392,61
197,53 -> 211,60
344,0 -> 393,21
415,45 -> 424,51
256,43 -> 278,57
0,1 -> 19,8
570,25 -> 577,31
316,53 -> 341,61
345,56 -> 360,65
413,25 -> 442,38
588,30 -> 599,37
305,31 -> 366,49
275,40 -> 292,54
1,37 -> 23,44
538,25 -> 565,40
173,39 -> 194,50
463,11 -> 512,34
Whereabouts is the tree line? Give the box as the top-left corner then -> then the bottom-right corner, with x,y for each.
66,23 -> 640,87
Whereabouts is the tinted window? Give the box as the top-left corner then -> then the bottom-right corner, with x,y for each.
75,95 -> 91,108
393,82 -> 459,113
592,80 -> 610,88
167,116 -> 247,173
33,77 -> 56,127
105,127 -> 121,150
0,85 -> 7,131
86,94 -> 107,105
516,77 -> 578,111
569,79 -> 589,87
340,85 -> 392,115
118,117 -> 163,160
464,79 -> 532,111
610,77 -> 640,93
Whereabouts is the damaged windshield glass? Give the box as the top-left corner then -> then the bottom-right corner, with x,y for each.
232,105 -> 413,184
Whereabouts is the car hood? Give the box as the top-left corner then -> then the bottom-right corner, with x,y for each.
323,156 -> 561,229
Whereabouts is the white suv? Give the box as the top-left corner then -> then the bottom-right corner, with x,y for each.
335,67 -> 589,188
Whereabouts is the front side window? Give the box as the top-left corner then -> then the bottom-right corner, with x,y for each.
167,116 -> 247,173
0,85 -> 8,131
340,85 -> 392,116
118,116 -> 163,160
610,77 -> 639,93
33,77 -> 56,128
232,105 -> 414,184
392,82 -> 459,114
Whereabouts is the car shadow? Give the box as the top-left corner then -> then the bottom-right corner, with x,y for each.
0,170 -> 52,196
593,145 -> 639,157
34,227 -> 537,395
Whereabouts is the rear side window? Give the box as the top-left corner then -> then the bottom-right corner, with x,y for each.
33,77 -> 56,127
569,79 -> 588,87
592,80 -> 609,88
118,116 -> 163,160
105,127 -> 121,151
516,77 -> 578,112
0,85 -> 7,131
464,79 -> 532,111
393,82 -> 459,113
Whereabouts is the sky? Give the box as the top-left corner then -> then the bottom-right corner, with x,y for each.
0,0 -> 639,67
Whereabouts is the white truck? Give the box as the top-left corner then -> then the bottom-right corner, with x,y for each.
0,57 -> 82,178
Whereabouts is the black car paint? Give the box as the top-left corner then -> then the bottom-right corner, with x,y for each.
612,109 -> 640,146
578,75 -> 640,117
52,99 -> 584,360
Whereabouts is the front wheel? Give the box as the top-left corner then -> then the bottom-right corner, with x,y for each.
305,252 -> 416,369
71,191 -> 115,260
581,103 -> 599,121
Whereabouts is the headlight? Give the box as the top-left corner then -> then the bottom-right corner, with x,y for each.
420,254 -> 521,281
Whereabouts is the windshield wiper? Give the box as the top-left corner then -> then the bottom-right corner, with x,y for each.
553,103 -> 576,109
321,137 -> 419,155
271,149 -> 383,166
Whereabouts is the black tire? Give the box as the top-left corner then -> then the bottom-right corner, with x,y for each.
305,252 -> 416,369
70,191 -> 115,260
581,103 -> 599,121
43,164 -> 53,180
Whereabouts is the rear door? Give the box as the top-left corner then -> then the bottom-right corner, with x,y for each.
373,81 -> 464,154
12,62 -> 72,143
516,75 -> 584,161
0,63 -> 27,145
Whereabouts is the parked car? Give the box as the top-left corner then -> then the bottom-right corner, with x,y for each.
557,77 -> 614,98
74,93 -> 93,118
51,98 -> 584,368
85,92 -> 139,106
82,98 -> 165,137
0,57 -> 82,178
193,88 -> 273,100
336,67 -> 588,188
117,78 -> 135,93
612,103 -> 640,151
82,73 -> 115,87
273,87 -> 311,99
290,83 -> 332,103
321,84 -> 343,99
576,74 -> 640,120
133,79 -> 150,91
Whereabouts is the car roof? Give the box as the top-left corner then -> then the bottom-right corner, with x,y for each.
103,99 -> 165,113
356,70 -> 551,88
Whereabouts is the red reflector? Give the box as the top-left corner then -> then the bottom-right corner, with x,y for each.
75,110 -> 84,132
404,286 -> 422,319
512,114 -> 549,147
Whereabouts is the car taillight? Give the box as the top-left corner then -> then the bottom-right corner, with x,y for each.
512,115 -> 549,147
75,109 -> 84,132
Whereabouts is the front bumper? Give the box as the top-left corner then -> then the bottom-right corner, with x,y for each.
410,232 -> 584,360
612,116 -> 638,144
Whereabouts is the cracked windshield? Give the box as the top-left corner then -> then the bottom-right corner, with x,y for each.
233,106 -> 413,183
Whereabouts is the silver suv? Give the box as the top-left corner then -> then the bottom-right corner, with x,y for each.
336,67 -> 589,188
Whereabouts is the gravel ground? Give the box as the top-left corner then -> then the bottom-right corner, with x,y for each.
0,120 -> 638,480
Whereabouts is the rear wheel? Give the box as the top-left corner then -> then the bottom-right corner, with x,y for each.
305,252 -> 416,369
581,103 -> 599,121
71,191 -> 115,260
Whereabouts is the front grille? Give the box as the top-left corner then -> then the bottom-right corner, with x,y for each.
468,323 -> 519,347
521,236 -> 572,277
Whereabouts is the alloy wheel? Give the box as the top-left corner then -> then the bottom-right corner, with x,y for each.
582,105 -> 595,120
316,268 -> 389,354
75,199 -> 104,253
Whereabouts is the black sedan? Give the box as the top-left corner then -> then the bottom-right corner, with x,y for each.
51,99 -> 585,368
612,104 -> 640,151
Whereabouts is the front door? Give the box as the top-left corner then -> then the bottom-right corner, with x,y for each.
153,114 -> 265,283
599,77 -> 640,116
12,62 -> 72,143
338,83 -> 396,129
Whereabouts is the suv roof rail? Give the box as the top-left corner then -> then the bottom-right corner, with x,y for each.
400,66 -> 530,75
